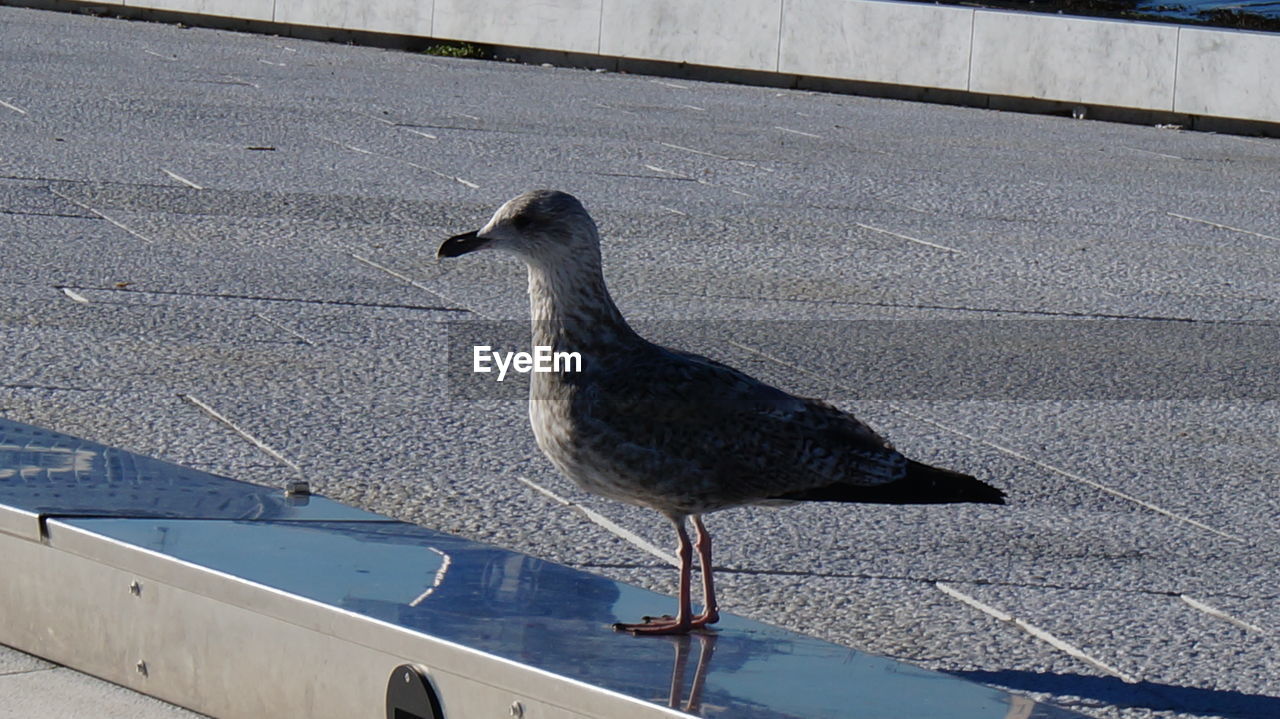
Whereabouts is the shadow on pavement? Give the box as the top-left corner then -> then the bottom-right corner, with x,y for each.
952,669 -> 1280,719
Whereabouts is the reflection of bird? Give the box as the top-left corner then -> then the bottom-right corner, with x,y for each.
439,190 -> 1005,635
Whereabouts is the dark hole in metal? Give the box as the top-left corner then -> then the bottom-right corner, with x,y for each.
386,664 -> 443,719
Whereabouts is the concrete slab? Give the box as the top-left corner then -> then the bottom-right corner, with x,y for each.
10,0 -> 1280,129
124,0 -> 274,23
1174,27 -> 1280,123
433,0 -> 602,54
780,0 -> 973,91
273,0 -> 434,36
599,0 -> 782,71
970,11 -> 1178,110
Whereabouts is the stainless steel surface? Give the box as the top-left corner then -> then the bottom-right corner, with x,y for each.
0,527 -> 616,719
0,417 -> 385,539
73,516 -> 1061,718
1,416 -> 1086,718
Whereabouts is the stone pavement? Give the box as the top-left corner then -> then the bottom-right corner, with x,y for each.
1,5 -> 1277,719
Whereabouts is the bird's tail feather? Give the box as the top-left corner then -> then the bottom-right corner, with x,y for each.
776,460 -> 1006,505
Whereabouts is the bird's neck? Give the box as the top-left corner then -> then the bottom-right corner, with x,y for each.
526,256 -> 635,354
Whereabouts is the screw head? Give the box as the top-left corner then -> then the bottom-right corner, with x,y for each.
135,660 -> 148,677
510,700 -> 524,718
129,581 -> 141,597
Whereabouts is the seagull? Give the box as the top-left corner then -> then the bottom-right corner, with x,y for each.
438,190 -> 1005,635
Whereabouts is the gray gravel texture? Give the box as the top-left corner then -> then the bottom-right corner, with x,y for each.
2,6 -> 1279,719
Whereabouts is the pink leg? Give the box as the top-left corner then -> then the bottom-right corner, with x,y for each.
691,515 -> 719,626
614,517 -> 694,635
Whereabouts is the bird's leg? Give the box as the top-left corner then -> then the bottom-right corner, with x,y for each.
690,515 -> 719,627
614,517 -> 693,634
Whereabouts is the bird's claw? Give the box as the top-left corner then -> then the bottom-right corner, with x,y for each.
613,612 -> 718,635
613,618 -> 691,635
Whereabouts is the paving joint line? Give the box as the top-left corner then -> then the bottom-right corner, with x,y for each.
1122,146 -> 1183,160
1,382 -> 108,393
775,126 -> 822,139
591,170 -> 693,182
0,209 -> 97,220
650,288 -> 1268,324
318,135 -> 478,189
1179,594 -> 1268,633
644,162 -> 756,198
1168,212 -> 1280,243
855,222 -> 961,253
4,174 -> 176,191
254,313 -> 315,345
178,393 -> 302,476
48,188 -> 154,243
587,100 -> 641,118
349,253 -> 482,317
936,581 -> 1140,684
160,167 -> 203,190
878,198 -> 930,214
886,404 -> 1247,544
515,476 -> 679,567
657,141 -> 773,172
219,75 -> 259,88
54,283 -> 468,314
643,164 -> 695,180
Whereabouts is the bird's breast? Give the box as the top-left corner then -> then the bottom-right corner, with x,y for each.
526,390 -> 662,506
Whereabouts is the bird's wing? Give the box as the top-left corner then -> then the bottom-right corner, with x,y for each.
570,343 -> 907,505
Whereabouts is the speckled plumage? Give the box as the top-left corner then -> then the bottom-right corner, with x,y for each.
439,190 -> 1004,634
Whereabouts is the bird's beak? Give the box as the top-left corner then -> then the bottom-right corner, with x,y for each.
437,230 -> 489,259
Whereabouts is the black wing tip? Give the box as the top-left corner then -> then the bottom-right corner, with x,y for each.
776,460 -> 1008,506
972,483 -> 1008,505
905,459 -> 1007,505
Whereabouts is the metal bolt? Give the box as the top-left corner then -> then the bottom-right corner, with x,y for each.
403,670 -> 413,684
509,701 -> 524,718
129,581 -> 141,597
285,479 -> 310,497
135,660 -> 148,677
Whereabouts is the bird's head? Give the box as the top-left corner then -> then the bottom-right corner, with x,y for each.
438,190 -> 600,266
